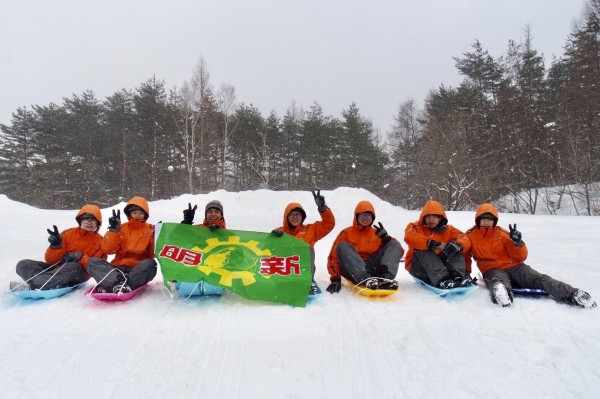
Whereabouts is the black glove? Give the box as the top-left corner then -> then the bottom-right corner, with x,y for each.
208,224 -> 220,232
442,240 -> 463,257
509,224 -> 523,246
427,239 -> 443,250
108,209 -> 121,232
271,229 -> 283,237
312,189 -> 328,212
326,278 -> 342,294
181,203 -> 197,224
63,251 -> 83,263
373,222 -> 391,245
47,225 -> 62,248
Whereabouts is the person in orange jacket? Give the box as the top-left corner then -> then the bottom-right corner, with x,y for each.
463,203 -> 596,308
404,200 -> 472,289
12,204 -> 106,291
326,200 -> 404,293
181,200 -> 226,230
271,190 -> 336,293
88,197 -> 157,293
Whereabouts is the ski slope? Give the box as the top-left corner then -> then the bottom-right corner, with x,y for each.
1,188 -> 598,399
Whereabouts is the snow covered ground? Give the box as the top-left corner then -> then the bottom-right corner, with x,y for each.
1,188 -> 598,399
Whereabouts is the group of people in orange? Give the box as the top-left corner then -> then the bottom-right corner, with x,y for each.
11,191 -> 596,309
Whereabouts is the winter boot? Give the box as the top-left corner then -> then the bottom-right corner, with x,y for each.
361,277 -> 380,290
9,281 -> 30,291
309,282 -> 319,295
113,284 -> 132,294
571,290 -> 597,309
379,279 -> 399,290
438,279 -> 458,289
491,282 -> 513,307
456,276 -> 475,287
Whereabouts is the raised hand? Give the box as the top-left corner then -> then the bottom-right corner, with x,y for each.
509,224 -> 523,246
374,222 -> 391,244
311,189 -> 328,212
47,225 -> 61,248
108,209 -> 121,232
182,203 -> 197,225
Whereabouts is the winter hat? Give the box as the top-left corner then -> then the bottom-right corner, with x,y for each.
205,200 -> 224,216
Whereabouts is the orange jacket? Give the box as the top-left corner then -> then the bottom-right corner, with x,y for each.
200,218 -> 226,229
275,203 -> 335,248
404,200 -> 469,271
463,203 -> 528,274
102,197 -> 155,267
45,204 -> 106,271
327,201 -> 402,280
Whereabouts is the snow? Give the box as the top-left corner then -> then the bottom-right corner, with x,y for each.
1,188 -> 599,399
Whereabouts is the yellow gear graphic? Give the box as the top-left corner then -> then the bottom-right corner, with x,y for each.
192,236 -> 272,287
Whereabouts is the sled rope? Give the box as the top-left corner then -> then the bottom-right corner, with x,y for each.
90,268 -> 129,294
10,260 -> 62,291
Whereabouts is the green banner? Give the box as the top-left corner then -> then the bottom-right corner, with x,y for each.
155,223 -> 312,307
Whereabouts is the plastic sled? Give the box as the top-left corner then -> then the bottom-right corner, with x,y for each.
346,279 -> 399,298
176,281 -> 224,297
10,282 -> 86,300
413,277 -> 477,297
86,284 -> 146,301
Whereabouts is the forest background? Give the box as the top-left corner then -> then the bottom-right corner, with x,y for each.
1,1 -> 598,215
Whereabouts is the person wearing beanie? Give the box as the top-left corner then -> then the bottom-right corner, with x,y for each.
87,196 -> 157,294
463,203 -> 596,308
271,190 -> 336,294
326,200 -> 404,293
12,204 -> 106,291
404,200 -> 472,289
181,199 -> 226,231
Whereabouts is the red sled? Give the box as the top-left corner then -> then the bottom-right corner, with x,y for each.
85,284 -> 146,301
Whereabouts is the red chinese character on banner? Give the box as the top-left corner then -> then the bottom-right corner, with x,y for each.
260,255 -> 301,276
158,245 -> 203,266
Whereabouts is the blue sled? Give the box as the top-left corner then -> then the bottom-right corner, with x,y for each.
10,282 -> 86,300
176,281 -> 224,297
413,277 -> 477,297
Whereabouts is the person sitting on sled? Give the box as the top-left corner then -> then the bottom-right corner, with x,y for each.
87,197 -> 157,294
271,190 -> 336,294
12,204 -> 106,291
325,200 -> 404,293
181,200 -> 226,231
462,203 -> 596,308
404,200 -> 472,289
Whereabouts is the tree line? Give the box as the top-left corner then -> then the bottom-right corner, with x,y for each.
1,1 -> 598,214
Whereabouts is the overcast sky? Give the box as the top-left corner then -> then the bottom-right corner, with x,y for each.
0,0 -> 587,136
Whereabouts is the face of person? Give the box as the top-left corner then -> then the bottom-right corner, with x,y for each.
479,218 -> 495,228
206,208 -> 222,222
356,212 -> 373,227
425,214 -> 441,229
129,210 -> 146,221
80,217 -> 98,232
287,211 -> 303,227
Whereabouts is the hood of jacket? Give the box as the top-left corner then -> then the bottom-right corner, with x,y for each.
353,200 -> 376,227
418,200 -> 448,225
475,203 -> 499,227
283,202 -> 307,228
76,204 -> 102,227
124,196 -> 150,220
